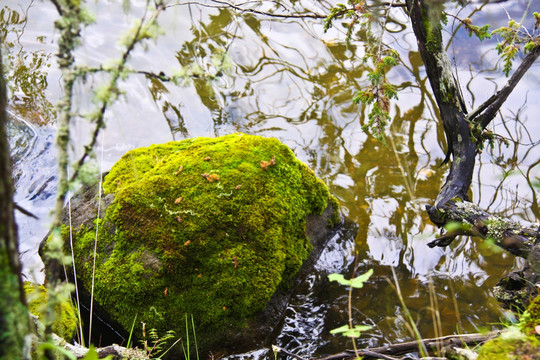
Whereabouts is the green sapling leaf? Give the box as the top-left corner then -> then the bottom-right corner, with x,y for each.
330,324 -> 373,337
349,268 -> 374,288
328,268 -> 374,288
328,273 -> 350,286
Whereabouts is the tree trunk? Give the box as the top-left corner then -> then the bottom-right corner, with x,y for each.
405,0 -> 477,213
0,47 -> 32,359
404,0 -> 540,303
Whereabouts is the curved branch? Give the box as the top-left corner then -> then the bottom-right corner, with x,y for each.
468,44 -> 540,128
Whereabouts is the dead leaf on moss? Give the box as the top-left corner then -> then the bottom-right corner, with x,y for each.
259,155 -> 276,170
176,216 -> 183,223
175,166 -> 183,175
204,156 -> 211,161
184,240 -> 191,246
164,287 -> 168,297
235,184 -> 242,190
174,197 -> 183,204
202,173 -> 220,182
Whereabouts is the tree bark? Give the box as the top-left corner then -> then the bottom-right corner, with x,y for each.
405,0 -> 477,213
425,200 -> 537,258
0,46 -> 32,360
405,0 -> 540,255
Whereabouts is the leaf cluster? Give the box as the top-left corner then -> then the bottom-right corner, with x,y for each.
461,18 -> 492,41
140,325 -> 177,358
323,1 -> 372,43
491,14 -> 540,76
353,50 -> 399,142
323,1 -> 399,141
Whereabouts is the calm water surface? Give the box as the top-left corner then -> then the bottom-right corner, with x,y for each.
3,0 -> 540,357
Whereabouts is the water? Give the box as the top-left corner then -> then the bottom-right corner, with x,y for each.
3,0 -> 540,357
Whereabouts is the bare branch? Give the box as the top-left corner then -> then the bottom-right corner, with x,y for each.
314,331 -> 500,360
167,0 -> 327,19
468,44 -> 540,128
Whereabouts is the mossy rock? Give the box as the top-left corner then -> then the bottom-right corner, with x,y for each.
61,133 -> 339,355
23,282 -> 78,341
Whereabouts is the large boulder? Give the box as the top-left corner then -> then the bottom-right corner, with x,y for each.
53,133 -> 340,356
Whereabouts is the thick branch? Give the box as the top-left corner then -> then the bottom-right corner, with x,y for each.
426,200 -> 537,258
468,45 -> 540,128
406,0 -> 476,207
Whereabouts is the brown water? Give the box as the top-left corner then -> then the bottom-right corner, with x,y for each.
3,0 -> 540,357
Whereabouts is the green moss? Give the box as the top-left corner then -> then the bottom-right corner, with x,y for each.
519,294 -> 540,336
69,133 -> 338,348
421,4 -> 444,54
476,328 -> 540,360
477,295 -> 540,359
23,282 -> 78,341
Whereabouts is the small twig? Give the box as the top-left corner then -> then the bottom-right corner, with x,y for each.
167,0 -> 326,18
14,203 -> 38,219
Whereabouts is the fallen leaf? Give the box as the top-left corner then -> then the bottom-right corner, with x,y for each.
174,197 -> 183,204
232,256 -> 238,269
175,166 -> 183,175
198,274 -> 202,278
223,306 -> 226,310
204,156 -> 211,161
164,287 -> 168,297
184,240 -> 191,246
259,155 -> 276,170
176,216 -> 183,223
235,184 -> 242,190
202,173 -> 220,182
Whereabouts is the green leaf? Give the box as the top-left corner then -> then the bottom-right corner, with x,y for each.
349,268 -> 374,288
330,324 -> 373,337
328,269 -> 374,288
330,324 -> 352,334
328,273 -> 349,286
82,347 -> 99,360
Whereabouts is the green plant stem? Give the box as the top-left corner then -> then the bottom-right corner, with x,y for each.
348,252 -> 360,358
388,267 -> 428,357
191,314 -> 199,360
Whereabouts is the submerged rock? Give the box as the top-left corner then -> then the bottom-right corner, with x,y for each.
49,133 -> 340,356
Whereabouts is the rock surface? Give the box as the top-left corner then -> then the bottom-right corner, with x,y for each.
46,133 -> 340,356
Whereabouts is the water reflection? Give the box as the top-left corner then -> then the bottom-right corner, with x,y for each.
3,0 -> 540,356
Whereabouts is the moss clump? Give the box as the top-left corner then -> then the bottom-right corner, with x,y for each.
476,328 -> 540,360
69,133 -> 338,349
477,295 -> 540,359
23,282 -> 78,341
519,294 -> 540,336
